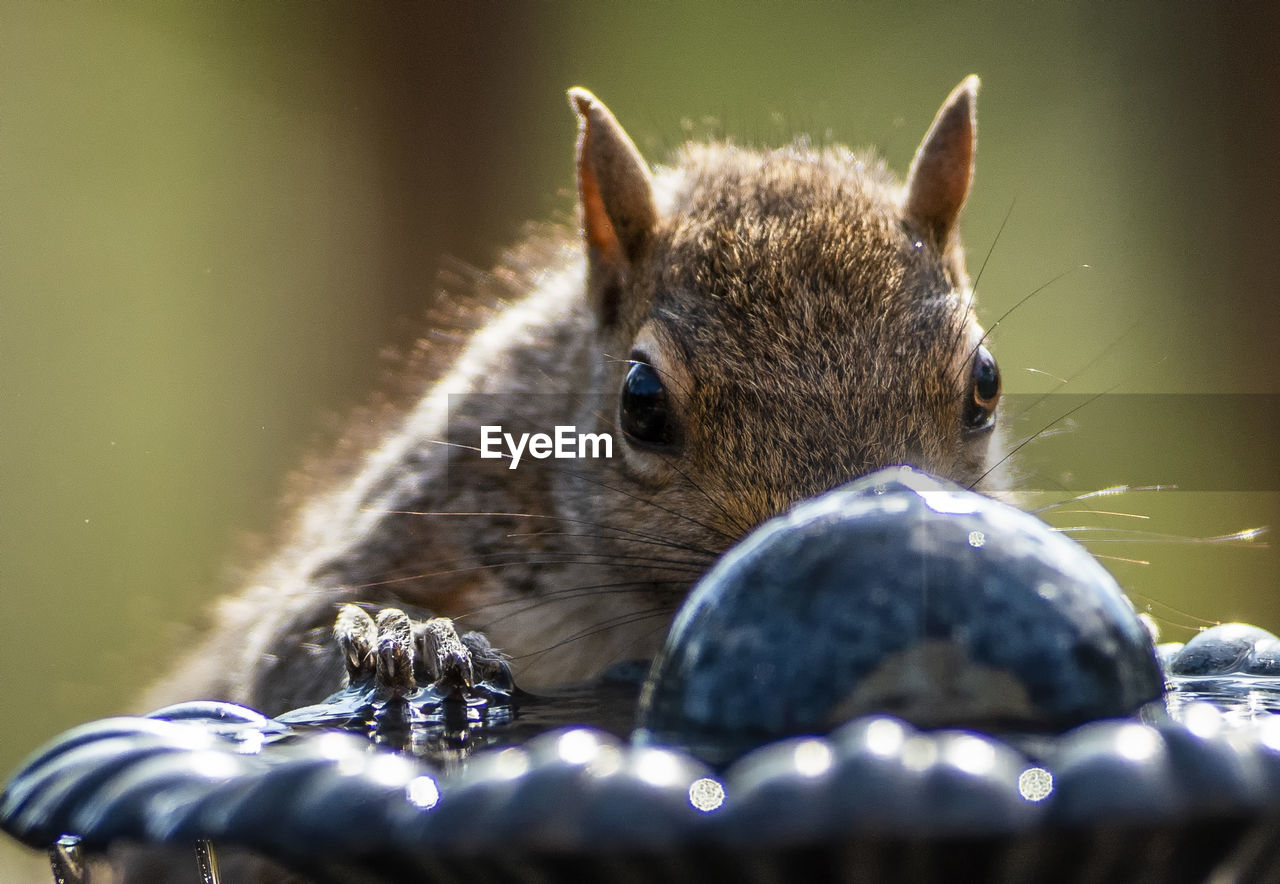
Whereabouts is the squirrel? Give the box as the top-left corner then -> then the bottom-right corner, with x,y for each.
147,76 -> 1005,717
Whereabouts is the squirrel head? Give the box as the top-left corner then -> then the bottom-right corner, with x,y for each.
569,79 -> 1000,536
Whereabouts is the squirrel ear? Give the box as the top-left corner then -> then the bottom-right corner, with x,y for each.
569,88 -> 657,325
905,76 -> 978,249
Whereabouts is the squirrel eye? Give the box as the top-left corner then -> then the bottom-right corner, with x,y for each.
620,360 -> 673,447
964,345 -> 1000,430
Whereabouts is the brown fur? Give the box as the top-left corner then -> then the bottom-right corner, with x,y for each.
147,78 -> 1003,721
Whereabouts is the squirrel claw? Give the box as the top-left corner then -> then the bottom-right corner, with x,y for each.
334,604 -> 377,680
374,609 -> 417,698
418,617 -> 475,694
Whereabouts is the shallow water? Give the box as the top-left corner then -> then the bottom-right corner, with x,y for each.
1165,674 -> 1280,723
267,665 -> 1280,772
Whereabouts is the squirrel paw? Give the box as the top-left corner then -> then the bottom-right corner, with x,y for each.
333,604 -> 512,698
416,618 -> 514,695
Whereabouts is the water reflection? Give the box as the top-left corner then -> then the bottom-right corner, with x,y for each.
688,777 -> 724,812
1165,674 -> 1280,725
1017,766 -> 1053,802
407,776 -> 440,809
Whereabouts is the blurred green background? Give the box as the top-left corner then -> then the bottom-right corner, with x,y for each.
3,2 -> 1279,866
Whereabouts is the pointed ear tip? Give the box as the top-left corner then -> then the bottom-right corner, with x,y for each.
950,75 -> 980,110
567,87 -> 598,117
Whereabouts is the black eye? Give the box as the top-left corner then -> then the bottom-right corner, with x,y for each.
964,345 -> 1000,431
620,360 -> 674,447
